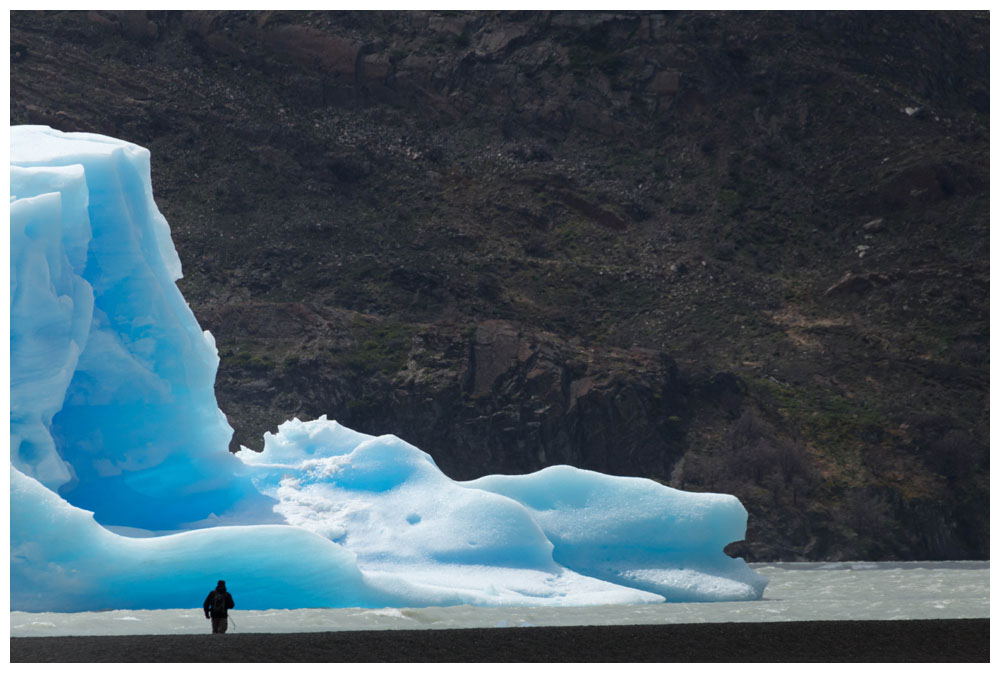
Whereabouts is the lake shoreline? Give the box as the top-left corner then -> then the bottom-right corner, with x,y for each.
10,618 -> 989,662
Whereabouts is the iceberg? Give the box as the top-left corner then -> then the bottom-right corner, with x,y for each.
9,126 -> 767,612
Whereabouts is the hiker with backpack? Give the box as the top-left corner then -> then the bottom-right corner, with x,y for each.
203,580 -> 235,634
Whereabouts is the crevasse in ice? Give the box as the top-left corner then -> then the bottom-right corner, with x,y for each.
9,126 -> 768,611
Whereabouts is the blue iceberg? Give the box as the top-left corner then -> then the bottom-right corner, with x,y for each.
9,126 -> 767,612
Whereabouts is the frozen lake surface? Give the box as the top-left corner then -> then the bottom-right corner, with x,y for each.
10,561 -> 988,637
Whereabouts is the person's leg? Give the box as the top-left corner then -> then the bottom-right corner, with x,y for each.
219,617 -> 228,634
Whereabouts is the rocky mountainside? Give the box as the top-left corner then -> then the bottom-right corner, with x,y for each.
11,10 -> 989,561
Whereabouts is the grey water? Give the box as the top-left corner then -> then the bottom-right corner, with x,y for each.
9,561 -> 988,637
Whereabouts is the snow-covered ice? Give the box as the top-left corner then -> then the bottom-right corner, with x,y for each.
9,125 -> 767,612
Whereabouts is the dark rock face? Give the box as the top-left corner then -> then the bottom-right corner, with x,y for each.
825,272 -> 892,297
10,10 -> 988,562
213,316 -> 689,482
435,321 -> 687,479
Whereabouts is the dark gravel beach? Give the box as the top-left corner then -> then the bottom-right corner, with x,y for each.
10,619 -> 989,662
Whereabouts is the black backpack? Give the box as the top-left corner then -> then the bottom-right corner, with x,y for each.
212,591 -> 227,615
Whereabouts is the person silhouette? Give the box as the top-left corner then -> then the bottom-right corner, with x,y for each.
203,580 -> 235,633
